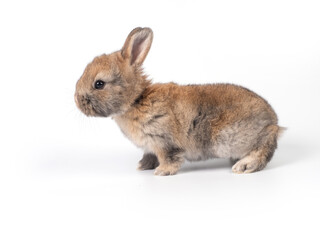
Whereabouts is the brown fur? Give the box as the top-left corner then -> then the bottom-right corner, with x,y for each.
75,27 -> 284,176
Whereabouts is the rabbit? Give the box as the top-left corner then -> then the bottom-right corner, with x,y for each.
75,27 -> 284,176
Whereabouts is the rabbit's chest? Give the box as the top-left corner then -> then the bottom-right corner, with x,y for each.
114,116 -> 157,151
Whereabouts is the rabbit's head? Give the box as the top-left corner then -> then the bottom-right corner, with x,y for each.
75,27 -> 153,117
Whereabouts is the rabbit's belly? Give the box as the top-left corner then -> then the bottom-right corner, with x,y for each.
184,131 -> 259,161
184,151 -> 214,162
212,143 -> 250,159
184,143 -> 250,161
211,129 -> 261,159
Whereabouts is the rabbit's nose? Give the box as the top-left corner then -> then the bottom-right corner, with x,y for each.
74,93 -> 86,108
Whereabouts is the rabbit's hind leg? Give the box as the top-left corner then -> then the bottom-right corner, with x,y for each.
232,125 -> 279,174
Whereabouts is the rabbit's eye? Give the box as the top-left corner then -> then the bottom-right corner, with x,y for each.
94,80 -> 105,90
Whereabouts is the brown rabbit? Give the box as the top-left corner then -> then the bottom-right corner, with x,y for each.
75,27 -> 284,176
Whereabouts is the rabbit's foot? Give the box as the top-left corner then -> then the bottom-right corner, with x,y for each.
154,164 -> 180,176
137,153 -> 159,170
232,152 -> 267,174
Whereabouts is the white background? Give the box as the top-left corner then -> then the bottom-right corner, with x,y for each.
1,0 -> 320,239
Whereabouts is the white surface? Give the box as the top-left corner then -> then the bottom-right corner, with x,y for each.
1,0 -> 320,239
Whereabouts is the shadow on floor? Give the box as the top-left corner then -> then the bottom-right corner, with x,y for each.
180,158 -> 233,174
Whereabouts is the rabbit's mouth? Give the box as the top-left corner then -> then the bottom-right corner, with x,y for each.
75,93 -> 111,117
91,103 -> 112,117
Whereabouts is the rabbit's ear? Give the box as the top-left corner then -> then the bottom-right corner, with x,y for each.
121,27 -> 153,66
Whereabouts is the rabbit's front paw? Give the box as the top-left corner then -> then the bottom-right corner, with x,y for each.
154,165 -> 179,176
137,153 -> 159,170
